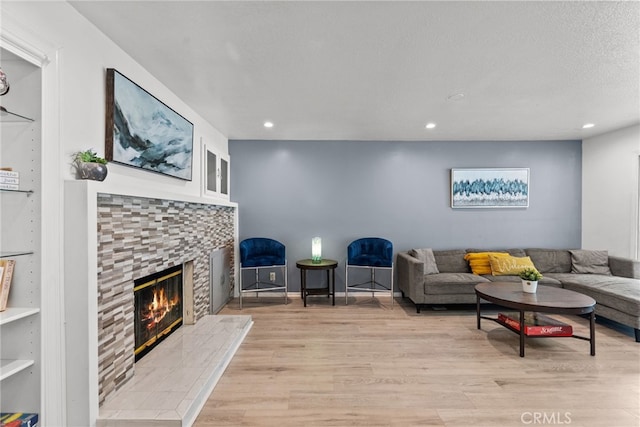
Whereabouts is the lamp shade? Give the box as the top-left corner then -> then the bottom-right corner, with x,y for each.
311,237 -> 322,263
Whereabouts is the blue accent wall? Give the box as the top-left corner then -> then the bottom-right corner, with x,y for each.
230,139 -> 582,292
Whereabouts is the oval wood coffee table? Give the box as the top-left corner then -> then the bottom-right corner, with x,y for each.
475,282 -> 596,357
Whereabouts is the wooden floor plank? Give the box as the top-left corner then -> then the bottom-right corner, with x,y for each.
194,297 -> 640,426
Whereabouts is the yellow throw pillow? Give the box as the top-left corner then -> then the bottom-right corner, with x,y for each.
489,254 -> 537,276
464,252 -> 510,275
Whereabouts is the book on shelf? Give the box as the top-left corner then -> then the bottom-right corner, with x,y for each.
0,259 -> 16,311
497,312 -> 573,336
0,412 -> 38,427
0,170 -> 19,178
0,183 -> 19,190
0,176 -> 19,185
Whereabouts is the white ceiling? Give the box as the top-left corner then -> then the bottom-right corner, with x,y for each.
69,1 -> 640,141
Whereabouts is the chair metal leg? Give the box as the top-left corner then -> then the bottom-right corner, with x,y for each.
390,267 -> 394,308
255,268 -> 260,298
371,268 -> 375,298
283,264 -> 288,305
345,264 -> 349,305
239,268 -> 243,310
344,264 -> 394,308
239,264 -> 288,309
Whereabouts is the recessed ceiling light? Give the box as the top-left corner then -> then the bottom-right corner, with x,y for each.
582,123 -> 595,129
425,123 -> 436,129
264,121 -> 274,128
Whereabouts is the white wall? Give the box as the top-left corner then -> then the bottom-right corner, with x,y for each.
582,124 -> 640,259
1,2 -> 230,425
2,1 -> 228,194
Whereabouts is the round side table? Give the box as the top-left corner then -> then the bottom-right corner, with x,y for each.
296,259 -> 338,307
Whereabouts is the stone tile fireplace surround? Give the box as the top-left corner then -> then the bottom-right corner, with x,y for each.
96,193 -> 236,404
64,181 -> 245,427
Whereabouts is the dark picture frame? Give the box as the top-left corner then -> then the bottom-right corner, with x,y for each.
105,68 -> 194,181
451,168 -> 530,208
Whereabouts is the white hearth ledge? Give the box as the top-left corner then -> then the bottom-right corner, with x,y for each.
97,315 -> 252,427
63,180 -> 240,427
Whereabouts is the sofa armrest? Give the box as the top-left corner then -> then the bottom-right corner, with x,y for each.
397,252 -> 425,303
609,256 -> 640,279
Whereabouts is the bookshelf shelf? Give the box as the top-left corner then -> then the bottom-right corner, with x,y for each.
0,251 -> 35,259
0,359 -> 35,381
0,106 -> 34,123
0,189 -> 33,195
0,307 -> 40,326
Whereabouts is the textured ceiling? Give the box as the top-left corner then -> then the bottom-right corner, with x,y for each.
70,1 -> 640,141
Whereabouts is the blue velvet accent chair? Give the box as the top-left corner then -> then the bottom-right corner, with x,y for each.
345,237 -> 394,307
239,238 -> 288,309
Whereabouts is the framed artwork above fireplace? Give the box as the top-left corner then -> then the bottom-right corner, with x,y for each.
105,68 -> 194,181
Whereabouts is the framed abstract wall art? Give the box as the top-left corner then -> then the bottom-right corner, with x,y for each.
451,168 -> 529,208
105,68 -> 194,181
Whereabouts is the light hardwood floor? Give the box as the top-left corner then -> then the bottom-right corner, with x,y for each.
194,295 -> 640,427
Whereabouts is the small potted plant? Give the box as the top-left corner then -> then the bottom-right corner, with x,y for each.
72,149 -> 108,181
519,267 -> 543,293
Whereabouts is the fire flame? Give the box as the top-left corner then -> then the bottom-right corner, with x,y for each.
143,288 -> 180,329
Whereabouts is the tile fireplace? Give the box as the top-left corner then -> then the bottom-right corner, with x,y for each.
64,181 -> 244,427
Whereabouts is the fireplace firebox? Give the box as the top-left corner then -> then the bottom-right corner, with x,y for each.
134,265 -> 183,361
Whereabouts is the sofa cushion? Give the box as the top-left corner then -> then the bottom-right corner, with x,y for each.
525,248 -> 573,273
408,248 -> 439,275
569,249 -> 612,275
433,250 -> 470,273
553,274 -> 640,316
424,273 -> 489,295
463,252 -> 510,275
466,248 -> 527,258
488,254 -> 537,276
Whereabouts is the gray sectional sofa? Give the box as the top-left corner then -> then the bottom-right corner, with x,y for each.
397,248 -> 640,342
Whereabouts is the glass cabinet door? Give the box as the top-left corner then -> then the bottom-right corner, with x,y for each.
202,141 -> 229,199
219,157 -> 228,195
206,150 -> 217,193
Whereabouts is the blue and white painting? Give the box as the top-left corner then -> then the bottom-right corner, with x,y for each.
110,70 -> 193,180
451,168 -> 529,208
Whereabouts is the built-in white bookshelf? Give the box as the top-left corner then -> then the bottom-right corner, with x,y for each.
0,48 -> 42,415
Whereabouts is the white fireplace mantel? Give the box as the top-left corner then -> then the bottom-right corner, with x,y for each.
63,180 -> 239,427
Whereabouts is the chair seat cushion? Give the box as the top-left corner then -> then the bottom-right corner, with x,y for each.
349,254 -> 392,267
242,255 -> 284,268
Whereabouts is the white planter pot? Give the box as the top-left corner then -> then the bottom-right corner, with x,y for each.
522,279 -> 538,293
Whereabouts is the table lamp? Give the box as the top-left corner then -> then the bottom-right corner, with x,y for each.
311,237 -> 322,263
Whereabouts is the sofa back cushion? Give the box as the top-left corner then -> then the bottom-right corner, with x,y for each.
569,249 -> 612,275
525,248 -> 572,273
408,248 -> 440,275
434,249 -> 470,273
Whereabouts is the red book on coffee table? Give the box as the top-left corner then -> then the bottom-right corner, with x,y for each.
497,312 -> 573,336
